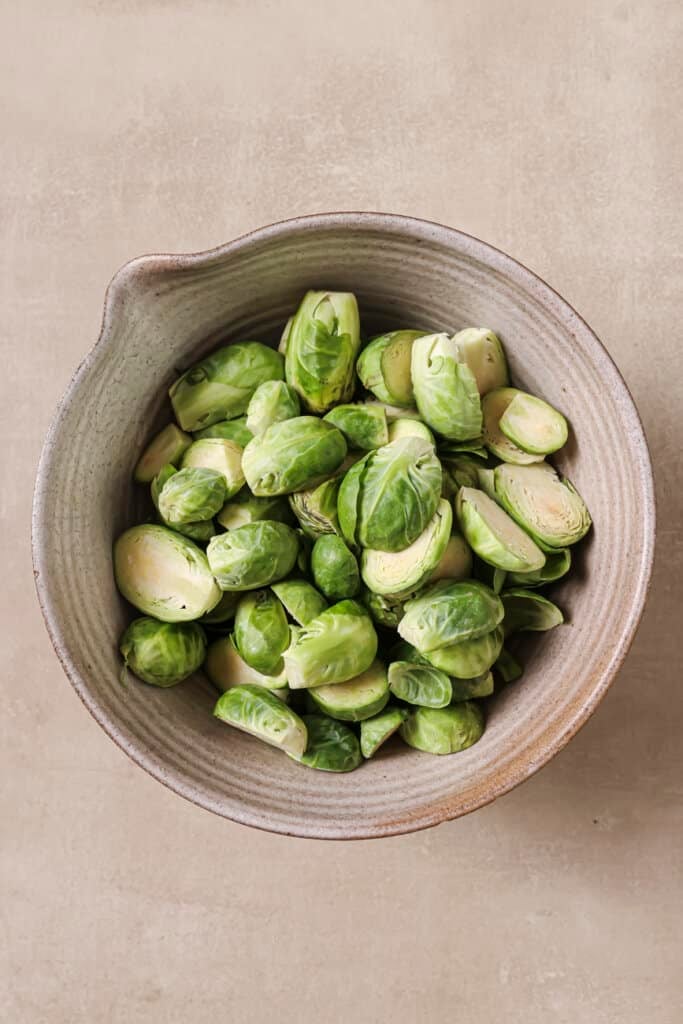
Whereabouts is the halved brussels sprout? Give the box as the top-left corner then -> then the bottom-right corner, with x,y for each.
360,706 -> 409,758
449,671 -> 494,701
181,438 -> 245,498
456,487 -> 546,572
192,416 -> 253,447
451,327 -> 509,395
217,491 -> 294,531
270,579 -> 328,625
151,464 -> 215,541
285,291 -> 361,413
475,465 -> 498,500
246,380 -> 301,436
428,533 -> 473,584
134,424 -> 192,483
289,715 -> 362,772
498,390 -> 568,455
361,499 -> 452,597
388,661 -> 452,708
278,316 -> 293,355
120,617 -> 206,687
494,463 -> 592,548
356,330 -> 425,406
441,454 -> 481,495
502,589 -> 564,635
308,659 -> 389,721
507,548 -> 571,588
422,625 -> 504,678
242,416 -> 347,496
114,524 -> 221,622
337,437 -> 442,552
205,634 -> 288,690
234,589 -> 291,675
495,648 -> 523,684
157,466 -> 226,525
482,388 -> 545,465
289,476 -> 341,539
400,702 -> 485,754
214,684 -> 307,757
207,521 -> 299,590
169,342 -> 284,431
323,403 -> 389,451
199,590 -> 239,626
398,579 -> 504,652
310,535 -> 360,601
362,590 -> 407,629
284,600 -> 378,689
387,418 -> 435,446
411,333 -> 482,441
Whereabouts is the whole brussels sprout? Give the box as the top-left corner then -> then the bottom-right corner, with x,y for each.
289,715 -> 362,772
360,706 -> 409,758
388,660 -> 452,708
422,625 -> 504,678
284,599 -> 378,689
361,499 -> 452,597
120,617 -> 206,686
285,291 -> 361,413
242,416 -> 347,496
134,423 -> 192,483
169,342 -> 284,431
192,416 -> 253,448
151,464 -> 215,542
217,491 -> 294,531
310,535 -> 360,601
205,634 -> 288,691
157,466 -> 227,525
181,438 -> 245,497
234,589 -> 291,675
207,521 -> 299,590
323,403 -> 389,451
246,380 -> 301,436
398,579 -> 504,652
289,476 -> 341,539
502,588 -> 564,636
451,327 -> 509,396
456,486 -> 546,573
494,463 -> 592,548
114,524 -> 221,622
356,330 -> 425,406
308,660 -> 389,721
338,437 -> 442,552
411,333 -> 482,441
482,388 -> 546,465
214,684 -> 307,757
271,579 -> 328,625
497,389 -> 568,455
400,702 -> 485,754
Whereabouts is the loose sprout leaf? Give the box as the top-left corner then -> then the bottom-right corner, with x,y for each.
400,702 -> 485,755
289,715 -> 362,772
502,589 -> 564,636
360,706 -> 409,758
498,391 -> 568,455
214,684 -> 307,757
398,579 -> 504,652
422,625 -> 504,679
388,661 -> 452,707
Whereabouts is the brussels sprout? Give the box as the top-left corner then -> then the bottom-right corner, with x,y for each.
451,327 -> 509,395
422,625 -> 504,678
476,465 -> 498,500
169,342 -> 284,431
494,463 -> 592,548
271,579 -> 328,625
437,439 -> 488,459
246,380 -> 301,436
388,661 -> 452,708
428,533 -> 473,584
482,388 -> 545,465
449,671 -> 494,701
441,454 -> 482,495
387,418 -> 435,446
498,390 -> 568,455
507,548 -> 571,588
456,487 -> 546,572
150,464 -> 216,541
114,524 -> 221,622
278,316 -> 293,355
181,438 -> 245,498
360,706 -> 409,758
192,416 -> 253,448
338,437 -> 442,552
495,648 -> 523,684
205,634 -> 288,691
362,590 -> 407,629
199,590 -> 239,626
502,589 -> 564,636
361,499 -> 452,597
309,659 -> 389,721
217,491 -> 294,531
310,535 -> 360,601
234,589 -> 291,675
214,684 -> 307,757
157,466 -> 226,525
289,476 -> 341,539
289,715 -> 362,772
242,416 -> 347,496
134,424 -> 192,483
356,330 -> 425,406
120,617 -> 206,686
285,291 -> 361,413
361,401 -> 423,422
411,333 -> 482,441
295,528 -> 312,574
323,403 -> 389,451
207,521 -> 299,590
398,579 -> 504,652
284,600 -> 378,689
400,702 -> 485,754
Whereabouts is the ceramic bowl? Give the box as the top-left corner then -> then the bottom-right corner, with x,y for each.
32,213 -> 655,839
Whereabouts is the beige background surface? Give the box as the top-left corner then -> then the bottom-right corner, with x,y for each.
2,1 -> 681,1021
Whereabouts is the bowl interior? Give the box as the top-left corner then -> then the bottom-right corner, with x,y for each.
33,214 -> 654,838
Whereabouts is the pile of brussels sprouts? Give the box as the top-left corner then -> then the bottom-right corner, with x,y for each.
114,290 -> 591,771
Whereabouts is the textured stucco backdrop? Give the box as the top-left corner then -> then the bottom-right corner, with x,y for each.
2,1 -> 681,1021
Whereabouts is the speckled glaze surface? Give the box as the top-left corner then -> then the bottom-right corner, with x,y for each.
32,213 -> 655,840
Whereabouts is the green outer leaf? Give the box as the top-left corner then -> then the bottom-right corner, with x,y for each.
360,706 -> 409,758
398,579 -> 504,652
213,684 -> 307,757
120,618 -> 206,687
449,671 -> 494,701
310,534 -> 360,601
400,702 -> 485,755
284,599 -> 378,689
206,521 -> 299,590
388,661 -> 452,707
289,715 -> 362,771
323,403 -> 389,451
506,548 -> 571,588
308,659 -> 389,722
502,589 -> 564,636
242,416 -> 347,496
422,626 -> 504,678
411,333 -> 483,441
270,580 -> 328,625
285,291 -> 361,413
234,589 -> 291,675
456,486 -> 547,572
192,416 -> 253,447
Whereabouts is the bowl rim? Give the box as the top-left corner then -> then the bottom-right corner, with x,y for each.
31,211 -> 656,839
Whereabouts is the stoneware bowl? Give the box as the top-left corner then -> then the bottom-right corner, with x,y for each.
32,213 -> 655,839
